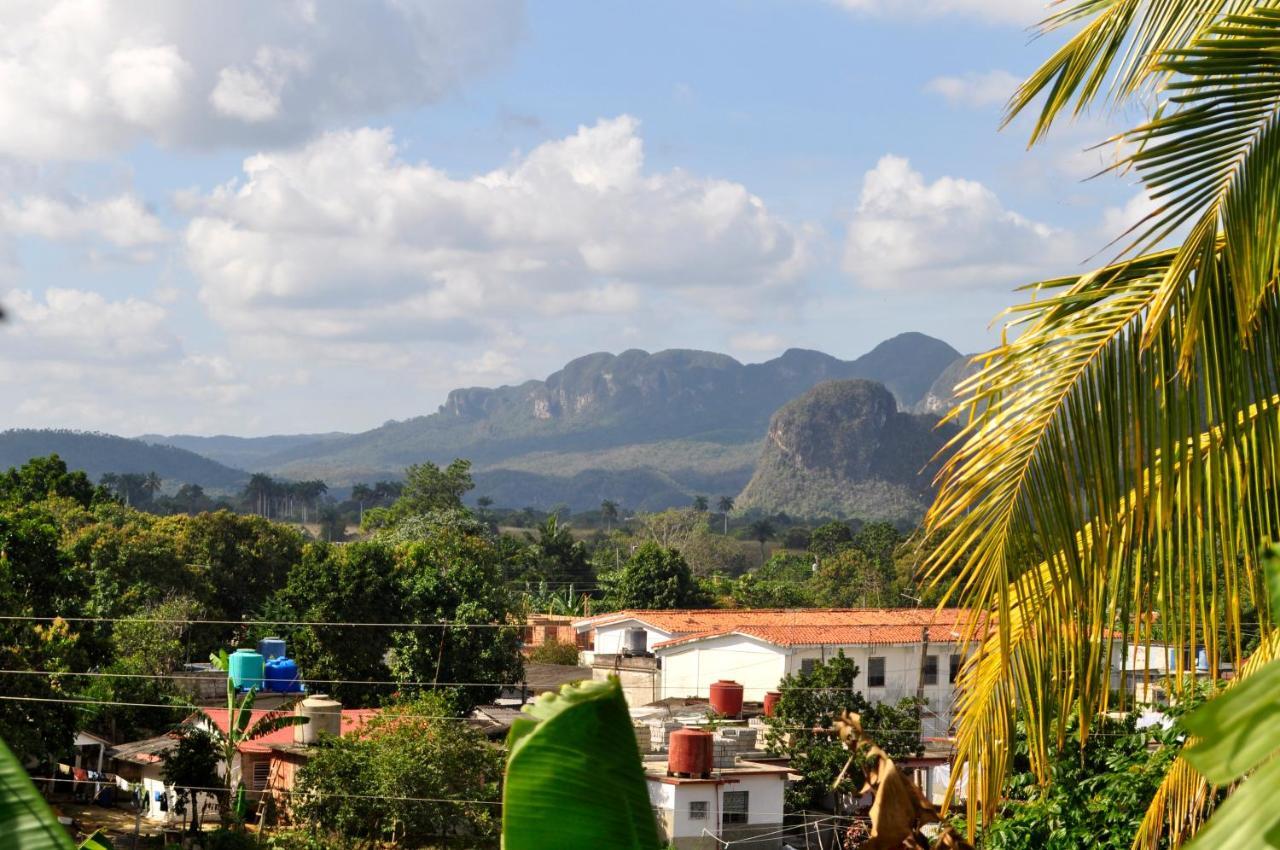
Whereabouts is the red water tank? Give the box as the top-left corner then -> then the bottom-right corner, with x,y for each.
763,690 -> 781,717
709,680 -> 744,718
668,728 -> 713,778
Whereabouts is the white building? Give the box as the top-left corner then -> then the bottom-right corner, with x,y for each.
646,758 -> 789,850
575,608 -> 978,736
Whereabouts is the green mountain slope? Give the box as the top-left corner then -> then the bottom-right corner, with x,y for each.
736,379 -> 957,524
0,430 -> 247,490
240,333 -> 961,490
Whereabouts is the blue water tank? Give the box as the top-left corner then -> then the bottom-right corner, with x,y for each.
258,637 -> 287,660
265,657 -> 301,693
1196,648 -> 1210,671
229,648 -> 265,691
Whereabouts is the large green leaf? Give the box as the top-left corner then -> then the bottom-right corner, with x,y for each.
1182,658 -> 1280,783
1183,748 -> 1280,850
0,735 -> 74,850
77,830 -> 114,850
501,677 -> 659,850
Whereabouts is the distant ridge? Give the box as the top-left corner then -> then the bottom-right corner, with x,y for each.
12,332 -> 962,514
0,429 -> 247,490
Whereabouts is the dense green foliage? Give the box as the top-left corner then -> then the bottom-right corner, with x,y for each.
601,542 -> 707,610
762,651 -> 921,811
297,693 -> 503,846
980,716 -> 1182,850
737,380 -> 955,526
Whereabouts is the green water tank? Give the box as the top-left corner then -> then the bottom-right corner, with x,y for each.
229,648 -> 265,691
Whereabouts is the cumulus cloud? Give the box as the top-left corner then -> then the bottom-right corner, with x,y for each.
0,287 -> 253,433
1,194 -> 167,248
184,116 -> 809,346
829,0 -> 1042,25
842,155 -> 1072,291
0,287 -> 176,361
925,70 -> 1020,108
0,0 -> 523,159
730,332 -> 787,355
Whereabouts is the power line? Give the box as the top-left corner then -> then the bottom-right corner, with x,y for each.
0,615 -> 520,629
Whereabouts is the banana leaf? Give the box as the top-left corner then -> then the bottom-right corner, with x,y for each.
0,735 -> 74,849
502,677 -> 660,850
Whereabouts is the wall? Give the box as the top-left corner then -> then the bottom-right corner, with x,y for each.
659,639 -> 968,737
592,654 -> 662,705
592,620 -> 676,656
659,636 -> 786,702
647,773 -> 786,850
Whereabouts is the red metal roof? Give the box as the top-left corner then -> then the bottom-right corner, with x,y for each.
196,707 -> 380,752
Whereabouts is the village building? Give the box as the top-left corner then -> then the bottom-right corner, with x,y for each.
645,757 -> 790,850
574,608 -> 978,736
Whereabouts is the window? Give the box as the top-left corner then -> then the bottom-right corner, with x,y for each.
689,801 -> 708,821
722,790 -> 749,825
867,656 -> 886,688
800,658 -> 817,676
949,653 -> 962,684
922,655 -> 939,686
251,760 -> 270,791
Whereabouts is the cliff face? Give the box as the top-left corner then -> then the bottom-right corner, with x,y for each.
913,354 -> 980,415
736,379 -> 956,525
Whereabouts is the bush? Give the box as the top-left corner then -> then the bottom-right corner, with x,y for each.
527,640 -> 581,666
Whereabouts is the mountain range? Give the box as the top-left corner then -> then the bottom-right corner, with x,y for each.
1,332 -> 970,518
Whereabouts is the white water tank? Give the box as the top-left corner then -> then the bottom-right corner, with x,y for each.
295,695 -> 342,744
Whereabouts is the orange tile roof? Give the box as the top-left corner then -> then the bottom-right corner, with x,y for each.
576,608 -> 982,648
654,622 -> 974,649
196,707 -> 380,752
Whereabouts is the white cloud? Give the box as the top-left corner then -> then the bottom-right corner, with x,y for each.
2,194 -> 167,248
730,332 -> 786,355
842,155 -> 1073,291
1,287 -> 175,361
829,0 -> 1042,25
0,0 -> 523,159
925,70 -> 1020,108
184,116 -> 809,347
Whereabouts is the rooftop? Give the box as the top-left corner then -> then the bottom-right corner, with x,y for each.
196,707 -> 380,752
644,758 -> 791,786
576,608 -> 982,648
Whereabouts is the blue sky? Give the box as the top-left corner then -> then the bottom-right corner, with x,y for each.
0,0 -> 1147,435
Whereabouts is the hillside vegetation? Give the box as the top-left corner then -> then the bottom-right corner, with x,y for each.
736,380 -> 956,523
0,429 -> 247,490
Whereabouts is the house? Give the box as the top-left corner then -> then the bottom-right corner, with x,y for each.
646,757 -> 790,850
195,704 -> 379,801
106,733 -> 194,824
574,608 -> 979,735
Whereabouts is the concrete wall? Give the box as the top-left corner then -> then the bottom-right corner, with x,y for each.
658,639 -> 968,737
660,635 -> 786,702
592,655 -> 662,705
647,773 -> 786,850
592,620 -> 675,656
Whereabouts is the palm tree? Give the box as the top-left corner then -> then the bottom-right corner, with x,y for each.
199,650 -> 307,823
244,473 -> 274,517
747,518 -> 774,563
142,471 -> 162,501
717,496 -> 734,534
923,5 -> 1280,844
691,495 -> 708,512
351,483 -> 374,524
600,499 -> 619,533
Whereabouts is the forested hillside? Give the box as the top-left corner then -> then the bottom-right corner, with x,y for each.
0,430 -> 247,490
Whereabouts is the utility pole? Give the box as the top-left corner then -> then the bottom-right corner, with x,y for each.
915,626 -> 929,741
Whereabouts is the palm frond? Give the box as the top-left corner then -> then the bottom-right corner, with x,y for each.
1134,631 -> 1280,849
926,245 -> 1280,835
1006,0 -> 1255,143
1110,8 -> 1280,356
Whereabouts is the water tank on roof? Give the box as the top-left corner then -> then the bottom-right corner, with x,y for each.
296,695 -> 342,745
265,657 -> 301,693
258,637 -> 286,660
709,680 -> 744,718
668,728 -> 713,778
228,648 -> 265,691
622,627 -> 649,656
1196,648 -> 1210,672
764,691 -> 782,717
